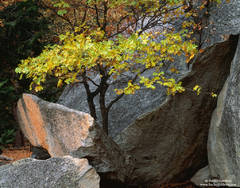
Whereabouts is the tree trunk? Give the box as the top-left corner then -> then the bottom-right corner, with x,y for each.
83,78 -> 98,120
87,95 -> 97,120
101,107 -> 109,135
99,81 -> 109,135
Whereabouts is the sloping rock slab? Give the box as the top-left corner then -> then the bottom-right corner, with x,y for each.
114,36 -> 238,185
0,156 -> 99,188
17,94 -> 129,181
208,35 -> 240,187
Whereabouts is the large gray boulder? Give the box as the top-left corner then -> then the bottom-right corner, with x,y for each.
17,94 -> 130,182
114,36 -> 238,185
0,156 -> 100,188
207,35 -> 240,187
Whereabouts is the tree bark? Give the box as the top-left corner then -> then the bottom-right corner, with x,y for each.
87,95 -> 97,120
99,83 -> 109,135
83,77 -> 97,120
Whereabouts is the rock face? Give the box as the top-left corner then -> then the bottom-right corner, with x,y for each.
208,35 -> 240,187
58,57 -> 188,138
17,94 -> 129,181
202,0 -> 240,47
0,156 -> 100,188
114,36 -> 238,185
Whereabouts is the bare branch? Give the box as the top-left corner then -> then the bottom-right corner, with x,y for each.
107,93 -> 124,110
81,8 -> 87,25
39,0 -> 75,32
87,77 -> 100,87
94,1 -> 101,28
102,1 -> 108,31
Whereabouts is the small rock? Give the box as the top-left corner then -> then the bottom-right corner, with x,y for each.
31,146 -> 51,160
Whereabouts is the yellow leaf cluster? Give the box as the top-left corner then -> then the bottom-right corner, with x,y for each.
16,26 -> 198,93
193,85 -> 201,95
15,0 -> 227,94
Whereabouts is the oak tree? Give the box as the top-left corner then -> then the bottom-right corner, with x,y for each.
16,0 -> 222,134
